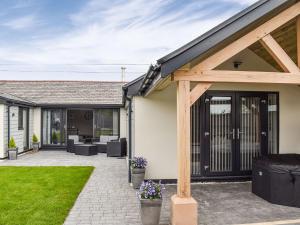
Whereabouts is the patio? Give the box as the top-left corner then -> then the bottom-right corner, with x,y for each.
1,151 -> 300,225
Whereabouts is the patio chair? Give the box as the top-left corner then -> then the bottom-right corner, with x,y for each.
67,139 -> 75,153
67,135 -> 84,153
107,138 -> 127,157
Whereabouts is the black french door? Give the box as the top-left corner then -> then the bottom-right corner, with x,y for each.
203,92 -> 269,177
42,109 -> 66,148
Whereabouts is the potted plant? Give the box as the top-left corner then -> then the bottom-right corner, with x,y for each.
52,131 -> 58,144
8,137 -> 18,160
32,134 -> 39,152
131,157 -> 147,189
138,180 -> 163,225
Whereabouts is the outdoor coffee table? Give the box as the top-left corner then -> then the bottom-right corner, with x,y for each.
74,144 -> 98,156
93,142 -> 107,153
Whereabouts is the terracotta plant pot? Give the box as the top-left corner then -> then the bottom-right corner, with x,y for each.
32,142 -> 40,152
140,198 -> 162,225
8,148 -> 18,160
131,168 -> 145,189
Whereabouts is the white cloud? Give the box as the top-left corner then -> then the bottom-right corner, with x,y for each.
0,0 -> 255,81
221,0 -> 258,5
2,15 -> 39,30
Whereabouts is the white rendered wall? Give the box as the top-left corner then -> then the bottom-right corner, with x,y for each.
132,83 -> 300,179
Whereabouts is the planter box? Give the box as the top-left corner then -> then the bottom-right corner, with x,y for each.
131,168 -> 145,189
8,148 -> 18,160
32,142 -> 40,152
140,199 -> 162,225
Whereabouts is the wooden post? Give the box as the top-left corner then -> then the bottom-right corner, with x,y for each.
171,80 -> 197,225
177,80 -> 191,197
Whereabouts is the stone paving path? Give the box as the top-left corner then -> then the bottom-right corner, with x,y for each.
0,151 -> 147,225
2,151 -> 300,225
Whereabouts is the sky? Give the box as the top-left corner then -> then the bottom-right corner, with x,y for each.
0,0 -> 258,81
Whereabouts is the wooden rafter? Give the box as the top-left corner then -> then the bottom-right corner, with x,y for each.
174,70 -> 300,84
190,83 -> 211,106
186,2 -> 300,72
260,34 -> 299,73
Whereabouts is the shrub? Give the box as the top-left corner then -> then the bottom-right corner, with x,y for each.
8,137 -> 17,149
131,157 -> 147,169
32,134 -> 39,143
52,132 -> 58,142
139,180 -> 163,200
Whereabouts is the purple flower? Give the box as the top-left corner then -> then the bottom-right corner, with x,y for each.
131,157 -> 147,169
138,180 -> 164,200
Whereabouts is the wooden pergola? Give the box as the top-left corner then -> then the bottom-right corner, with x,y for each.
171,2 -> 300,225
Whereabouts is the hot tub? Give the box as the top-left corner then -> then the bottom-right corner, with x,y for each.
252,154 -> 300,208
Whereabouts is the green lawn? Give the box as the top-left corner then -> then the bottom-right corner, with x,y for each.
0,166 -> 94,225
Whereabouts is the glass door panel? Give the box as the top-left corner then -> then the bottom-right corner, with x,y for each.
42,109 -> 66,146
22,108 -> 29,149
51,110 -> 62,145
205,94 -> 235,176
94,109 -> 120,138
239,96 -> 262,171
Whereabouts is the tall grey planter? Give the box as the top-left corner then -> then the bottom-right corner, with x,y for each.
131,168 -> 145,189
140,199 -> 162,225
8,148 -> 18,160
32,142 -> 40,152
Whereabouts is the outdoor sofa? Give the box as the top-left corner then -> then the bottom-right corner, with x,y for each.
93,135 -> 118,153
67,135 -> 121,155
252,154 -> 300,208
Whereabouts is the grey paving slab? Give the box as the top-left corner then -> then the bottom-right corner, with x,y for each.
1,151 -> 300,225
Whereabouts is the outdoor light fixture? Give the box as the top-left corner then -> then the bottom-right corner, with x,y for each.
233,61 -> 242,69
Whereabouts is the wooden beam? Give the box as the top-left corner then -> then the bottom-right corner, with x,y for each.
190,83 -> 211,106
188,2 -> 300,72
176,80 -> 191,198
174,70 -> 300,84
297,16 -> 300,67
260,34 -> 299,73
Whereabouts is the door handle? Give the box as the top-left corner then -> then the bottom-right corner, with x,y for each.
230,129 -> 235,140
237,128 -> 244,140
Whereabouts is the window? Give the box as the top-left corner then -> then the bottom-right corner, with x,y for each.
268,93 -> 278,154
18,107 -> 23,130
94,109 -> 119,137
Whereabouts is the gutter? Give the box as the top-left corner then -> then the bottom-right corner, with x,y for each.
7,105 -> 10,147
139,64 -> 161,96
126,95 -> 133,183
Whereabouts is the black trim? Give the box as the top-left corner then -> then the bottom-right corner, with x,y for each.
7,105 -> 10,147
39,104 -> 123,108
134,0 -> 296,95
192,175 -> 252,182
127,97 -> 133,183
0,96 -> 35,107
159,0 -> 294,76
148,177 -> 251,184
39,146 -> 66,150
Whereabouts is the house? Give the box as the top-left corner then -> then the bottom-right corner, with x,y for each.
123,0 -> 300,224
0,81 -> 127,158
2,0 -> 300,224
